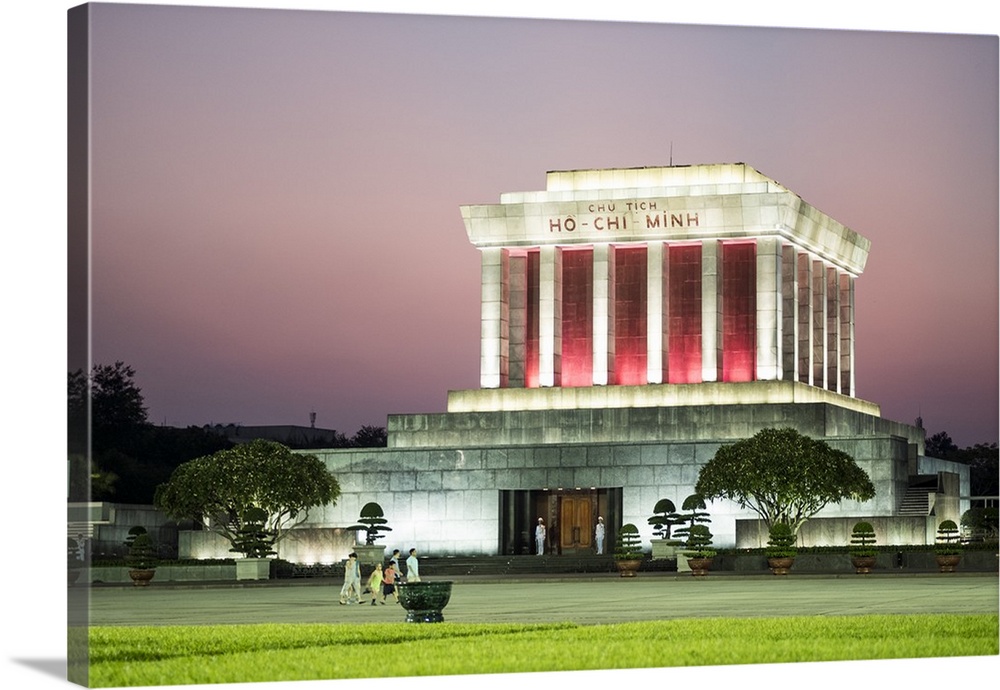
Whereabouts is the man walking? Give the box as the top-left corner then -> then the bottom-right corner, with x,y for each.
406,548 -> 421,582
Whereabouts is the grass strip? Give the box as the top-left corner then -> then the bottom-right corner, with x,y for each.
89,614 -> 998,687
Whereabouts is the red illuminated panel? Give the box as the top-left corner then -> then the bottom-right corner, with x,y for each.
721,242 -> 756,382
525,250 -> 540,388
667,244 -> 702,383
614,246 -> 647,385
561,248 -> 593,387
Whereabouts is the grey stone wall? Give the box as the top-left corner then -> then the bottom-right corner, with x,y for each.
176,402 -> 936,561
279,432 -> 913,561
736,516 -> 933,549
388,402 -> 923,450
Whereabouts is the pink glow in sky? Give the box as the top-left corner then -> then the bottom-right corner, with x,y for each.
83,5 -> 998,446
2,4 -> 998,690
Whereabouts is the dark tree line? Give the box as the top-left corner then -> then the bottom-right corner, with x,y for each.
69,362 -> 234,504
924,430 -> 998,498
286,424 -> 388,449
68,361 -> 387,505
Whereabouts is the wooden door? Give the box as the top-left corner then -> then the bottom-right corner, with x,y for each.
559,492 -> 594,553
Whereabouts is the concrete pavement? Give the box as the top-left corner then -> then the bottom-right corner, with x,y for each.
79,572 -> 999,627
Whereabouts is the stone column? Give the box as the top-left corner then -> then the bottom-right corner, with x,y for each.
826,266 -> 840,393
539,245 -> 562,387
839,272 -> 855,397
508,254 -> 527,388
647,242 -> 666,384
479,247 -> 508,389
781,244 -> 799,382
811,259 -> 827,389
756,237 -> 782,381
797,252 -> 813,385
701,240 -> 721,383
592,244 -> 615,386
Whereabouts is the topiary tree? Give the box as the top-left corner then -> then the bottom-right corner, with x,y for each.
682,524 -> 716,559
126,532 -> 158,571
614,523 -> 643,561
673,494 -> 711,544
935,520 -> 962,556
349,502 -> 393,545
696,427 -> 875,535
154,439 -> 341,556
647,498 -> 682,540
765,522 -> 797,559
229,506 -> 278,559
849,521 -> 877,558
124,525 -> 147,553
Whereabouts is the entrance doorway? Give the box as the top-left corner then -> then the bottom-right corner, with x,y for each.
498,488 -> 621,555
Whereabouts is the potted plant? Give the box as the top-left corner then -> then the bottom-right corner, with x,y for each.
350,502 -> 392,565
934,519 -> 962,572
765,522 -> 797,575
849,521 -> 877,574
614,523 -> 644,577
231,507 -> 277,580
647,498 -> 682,560
125,528 -> 158,586
674,494 -> 712,574
682,524 -> 716,576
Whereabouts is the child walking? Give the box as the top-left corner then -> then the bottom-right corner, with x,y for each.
381,560 -> 399,604
367,563 -> 383,606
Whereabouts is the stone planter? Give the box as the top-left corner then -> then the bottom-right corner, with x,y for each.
236,558 -> 272,581
396,581 -> 453,623
650,540 -> 681,561
686,556 -> 713,576
128,568 -> 156,586
615,559 -> 642,577
353,544 -> 387,567
935,554 -> 961,573
850,555 -> 877,574
767,557 -> 795,575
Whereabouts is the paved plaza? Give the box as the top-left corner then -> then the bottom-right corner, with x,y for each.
80,572 -> 999,628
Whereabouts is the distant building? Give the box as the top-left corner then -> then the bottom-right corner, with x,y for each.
180,164 -> 970,564
202,423 -> 347,449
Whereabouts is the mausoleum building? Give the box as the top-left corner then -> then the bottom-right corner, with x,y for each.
179,164 -> 970,563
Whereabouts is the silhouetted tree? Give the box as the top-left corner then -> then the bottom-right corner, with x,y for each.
952,442 -> 999,498
351,425 -> 388,448
70,361 -> 233,504
90,361 -> 150,454
925,431 -> 959,459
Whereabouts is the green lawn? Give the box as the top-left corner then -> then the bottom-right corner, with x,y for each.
88,614 -> 998,687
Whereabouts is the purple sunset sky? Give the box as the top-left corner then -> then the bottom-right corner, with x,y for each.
1,3 -> 996,690
83,3 -> 998,447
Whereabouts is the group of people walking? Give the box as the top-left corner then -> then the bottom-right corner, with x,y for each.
339,547 -> 421,606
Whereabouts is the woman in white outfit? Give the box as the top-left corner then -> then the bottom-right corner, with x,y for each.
339,552 -> 361,605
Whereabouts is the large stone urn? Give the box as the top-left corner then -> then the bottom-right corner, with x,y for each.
396,581 -> 454,623
128,568 -> 156,586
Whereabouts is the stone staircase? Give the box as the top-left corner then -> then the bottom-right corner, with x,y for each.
898,485 -> 935,516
